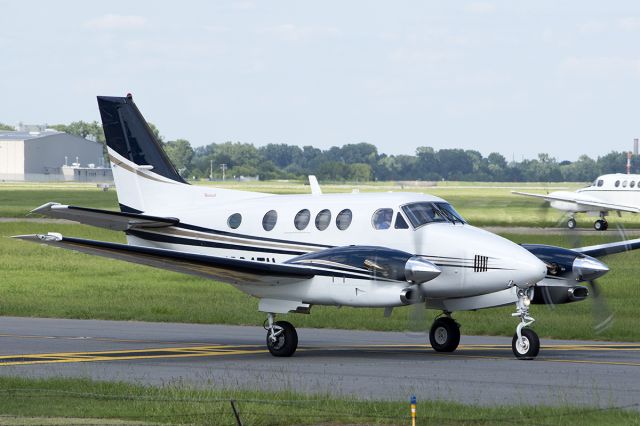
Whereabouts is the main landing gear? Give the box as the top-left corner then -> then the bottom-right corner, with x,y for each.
593,213 -> 608,231
265,313 -> 298,357
566,217 -> 577,230
429,313 -> 460,352
511,288 -> 540,359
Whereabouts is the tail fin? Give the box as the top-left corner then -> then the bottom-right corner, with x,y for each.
97,94 -> 265,214
98,94 -> 187,184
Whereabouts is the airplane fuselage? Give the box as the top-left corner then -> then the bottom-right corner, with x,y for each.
125,190 -> 546,310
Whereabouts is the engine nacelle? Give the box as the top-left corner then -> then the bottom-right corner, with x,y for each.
530,285 -> 589,305
521,244 -> 609,282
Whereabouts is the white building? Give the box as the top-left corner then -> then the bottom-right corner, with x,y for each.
0,130 -> 112,182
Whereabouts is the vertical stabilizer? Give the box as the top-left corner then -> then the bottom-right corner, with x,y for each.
98,95 -> 187,184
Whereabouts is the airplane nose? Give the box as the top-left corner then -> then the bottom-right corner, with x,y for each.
512,250 -> 547,287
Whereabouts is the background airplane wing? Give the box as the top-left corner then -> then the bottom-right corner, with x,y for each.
30,202 -> 179,231
13,233 -> 315,285
511,191 -> 640,213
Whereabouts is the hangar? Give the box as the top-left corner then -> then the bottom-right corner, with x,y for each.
0,129 -> 111,182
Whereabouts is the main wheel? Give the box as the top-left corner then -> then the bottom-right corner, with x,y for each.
429,317 -> 460,352
567,218 -> 577,229
594,220 -> 604,231
266,321 -> 298,357
512,328 -> 540,360
601,220 -> 609,231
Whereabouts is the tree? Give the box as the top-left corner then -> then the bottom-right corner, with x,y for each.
164,139 -> 194,177
0,122 -> 15,131
51,121 -> 105,143
348,163 -> 373,181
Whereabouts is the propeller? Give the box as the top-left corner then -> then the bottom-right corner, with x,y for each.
534,205 -> 617,335
404,224 -> 431,334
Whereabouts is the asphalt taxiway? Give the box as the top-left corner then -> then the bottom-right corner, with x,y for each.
1,316 -> 639,409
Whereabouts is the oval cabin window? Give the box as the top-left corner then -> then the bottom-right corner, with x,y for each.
631,181 -> 636,188
623,181 -> 628,188
336,209 -> 353,230
262,210 -> 278,231
227,213 -> 242,229
315,209 -> 332,231
372,208 -> 394,230
615,180 -> 620,187
294,209 -> 311,230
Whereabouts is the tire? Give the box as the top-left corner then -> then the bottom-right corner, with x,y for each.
594,220 -> 603,231
266,321 -> 298,357
567,218 -> 576,229
429,317 -> 460,352
512,328 -> 540,360
601,221 -> 609,231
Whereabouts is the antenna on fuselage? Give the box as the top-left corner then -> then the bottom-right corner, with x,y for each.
309,175 -> 322,196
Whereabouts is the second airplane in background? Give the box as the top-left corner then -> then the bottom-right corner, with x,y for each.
513,174 -> 640,230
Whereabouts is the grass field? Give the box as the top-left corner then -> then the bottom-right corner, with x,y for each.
3,180 -> 640,228
2,221 -> 639,342
0,376 -> 637,425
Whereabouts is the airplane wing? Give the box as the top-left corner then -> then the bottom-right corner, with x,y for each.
30,202 -> 179,231
511,191 -> 640,213
573,238 -> 640,258
13,233 -> 314,285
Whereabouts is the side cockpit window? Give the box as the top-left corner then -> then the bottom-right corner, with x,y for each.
394,214 -> 409,229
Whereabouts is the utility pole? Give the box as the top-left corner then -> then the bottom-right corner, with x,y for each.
220,163 -> 227,181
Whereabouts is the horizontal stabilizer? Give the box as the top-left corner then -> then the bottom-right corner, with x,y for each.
30,202 -> 179,231
12,233 -> 314,285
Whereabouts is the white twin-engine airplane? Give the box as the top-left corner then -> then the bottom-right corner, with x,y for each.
14,95 -> 640,360
513,174 -> 640,231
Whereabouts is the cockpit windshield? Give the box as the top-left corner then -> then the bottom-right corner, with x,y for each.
401,202 -> 466,228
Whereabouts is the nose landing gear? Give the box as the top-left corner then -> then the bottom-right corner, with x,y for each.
511,288 -> 540,359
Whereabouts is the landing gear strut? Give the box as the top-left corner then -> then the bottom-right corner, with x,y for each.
264,313 -> 298,357
429,313 -> 460,352
511,288 -> 540,360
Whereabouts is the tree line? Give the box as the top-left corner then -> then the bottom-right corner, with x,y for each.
21,120 -> 640,182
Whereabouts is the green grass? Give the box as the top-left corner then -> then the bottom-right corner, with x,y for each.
0,376 -> 637,425
2,222 -> 640,342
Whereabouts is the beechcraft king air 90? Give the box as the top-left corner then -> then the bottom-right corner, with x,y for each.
13,95 -> 640,359
513,175 -> 640,231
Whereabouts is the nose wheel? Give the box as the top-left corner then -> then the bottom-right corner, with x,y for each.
511,288 -> 540,359
429,315 -> 460,352
265,313 -> 298,357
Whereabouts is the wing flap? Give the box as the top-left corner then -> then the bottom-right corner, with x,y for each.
30,202 -> 179,231
13,233 -> 314,285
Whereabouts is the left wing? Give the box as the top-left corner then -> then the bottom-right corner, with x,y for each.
512,191 -> 640,213
30,202 -> 179,231
13,233 -> 314,285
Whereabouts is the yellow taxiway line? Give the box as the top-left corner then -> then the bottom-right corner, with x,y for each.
0,339 -> 638,367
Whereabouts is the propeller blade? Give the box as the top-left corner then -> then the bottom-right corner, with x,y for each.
588,279 -> 614,334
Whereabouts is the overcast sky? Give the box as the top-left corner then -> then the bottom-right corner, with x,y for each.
1,1 -> 639,161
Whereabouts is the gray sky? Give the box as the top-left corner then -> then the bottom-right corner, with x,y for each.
1,1 -> 639,161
